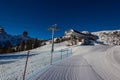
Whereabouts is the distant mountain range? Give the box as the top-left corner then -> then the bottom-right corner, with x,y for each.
0,26 -> 120,49
0,27 -> 31,48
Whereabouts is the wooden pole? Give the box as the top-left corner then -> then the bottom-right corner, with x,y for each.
23,51 -> 30,80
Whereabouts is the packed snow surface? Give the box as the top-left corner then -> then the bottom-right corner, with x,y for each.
33,45 -> 120,80
0,42 -> 72,80
33,55 -> 103,80
1,41 -> 120,80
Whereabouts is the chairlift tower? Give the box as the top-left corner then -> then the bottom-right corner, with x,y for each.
49,24 -> 59,65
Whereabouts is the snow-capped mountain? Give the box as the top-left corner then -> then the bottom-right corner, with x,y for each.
0,27 -> 31,48
0,27 -> 13,40
92,30 -> 120,45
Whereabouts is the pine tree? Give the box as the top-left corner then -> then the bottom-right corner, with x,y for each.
20,41 -> 25,51
26,40 -> 32,50
5,41 -> 12,53
33,39 -> 39,48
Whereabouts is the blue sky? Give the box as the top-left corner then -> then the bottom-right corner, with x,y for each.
0,0 -> 120,39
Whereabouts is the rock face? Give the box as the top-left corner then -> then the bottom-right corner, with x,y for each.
64,29 -> 97,45
0,27 -> 12,39
0,27 -> 5,33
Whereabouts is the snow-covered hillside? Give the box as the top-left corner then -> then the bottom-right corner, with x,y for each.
33,44 -> 120,80
83,45 -> 120,80
93,30 -> 120,45
0,41 -> 72,80
1,28 -> 120,80
1,41 -> 120,80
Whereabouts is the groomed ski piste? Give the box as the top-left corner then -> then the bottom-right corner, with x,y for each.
1,41 -> 120,80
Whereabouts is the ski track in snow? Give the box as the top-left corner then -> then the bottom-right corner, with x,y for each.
33,55 -> 103,80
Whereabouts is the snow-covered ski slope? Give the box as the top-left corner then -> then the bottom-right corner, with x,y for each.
33,45 -> 120,80
83,45 -> 120,80
1,41 -> 120,80
0,41 -> 72,80
33,55 -> 103,80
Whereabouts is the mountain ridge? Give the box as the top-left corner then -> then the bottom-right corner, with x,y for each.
1,27 -> 120,48
0,27 -> 31,48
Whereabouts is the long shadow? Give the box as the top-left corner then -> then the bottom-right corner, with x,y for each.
0,54 -> 37,60
0,60 -> 15,65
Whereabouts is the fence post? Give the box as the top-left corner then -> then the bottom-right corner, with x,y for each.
71,48 -> 72,54
23,51 -> 30,80
61,49 -> 62,60
67,50 -> 68,57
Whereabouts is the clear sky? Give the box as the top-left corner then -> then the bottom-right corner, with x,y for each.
0,0 -> 120,39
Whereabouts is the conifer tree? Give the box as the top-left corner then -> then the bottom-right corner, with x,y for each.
33,39 -> 39,48
26,39 -> 32,50
20,41 -> 25,51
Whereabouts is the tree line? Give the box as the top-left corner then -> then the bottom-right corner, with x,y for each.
0,39 -> 46,54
